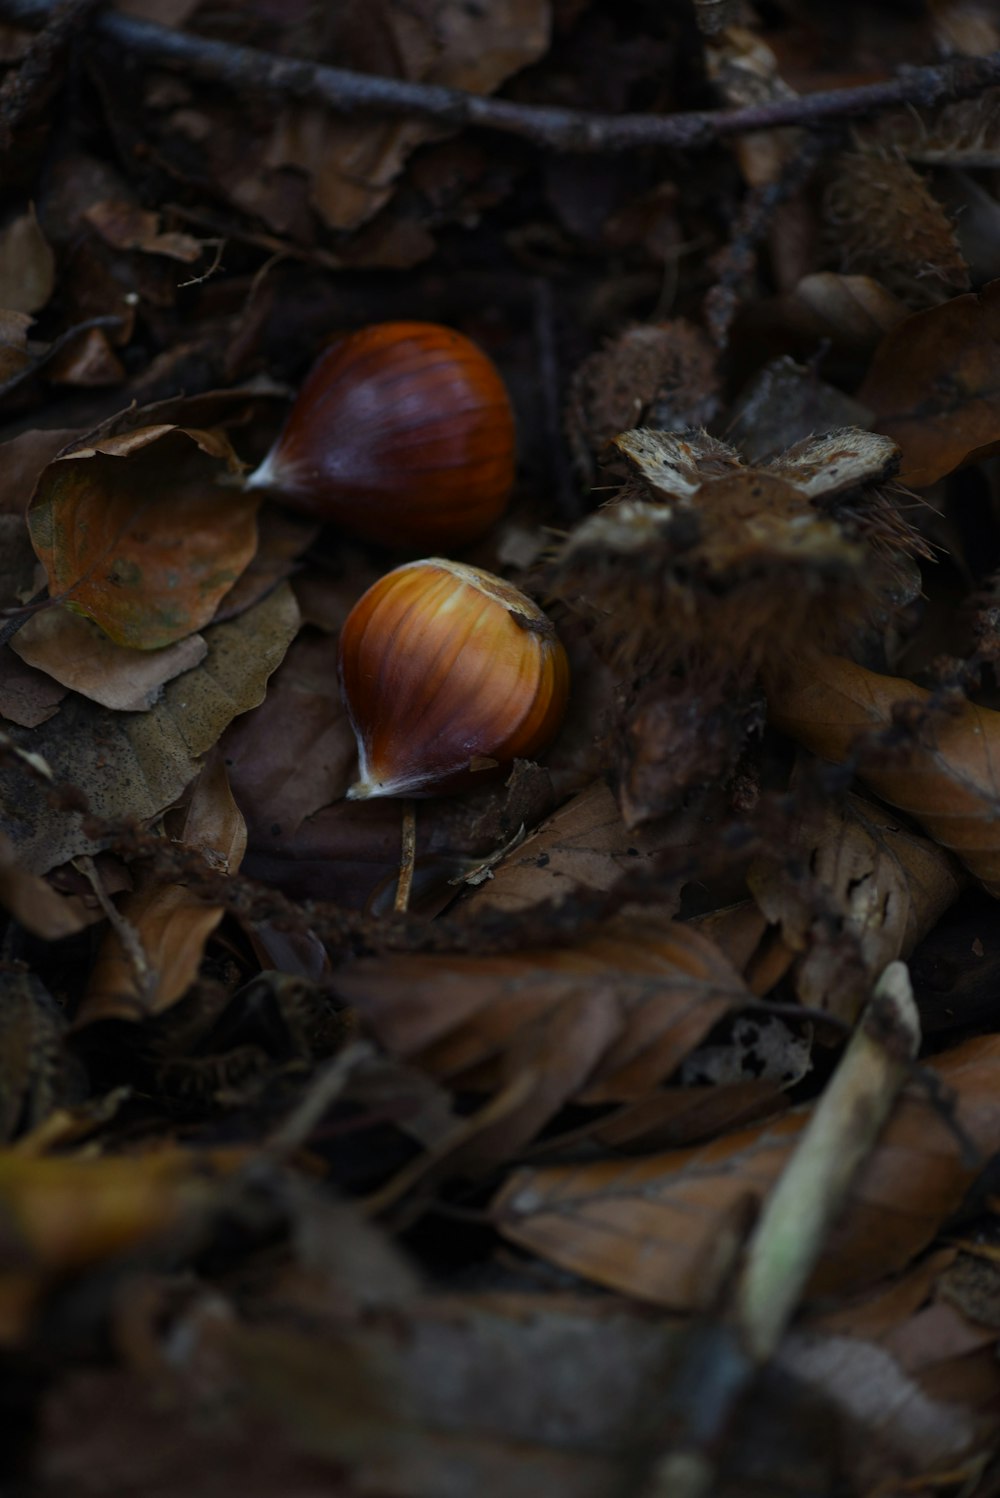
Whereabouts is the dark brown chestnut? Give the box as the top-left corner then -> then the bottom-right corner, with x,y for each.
246,321 -> 516,548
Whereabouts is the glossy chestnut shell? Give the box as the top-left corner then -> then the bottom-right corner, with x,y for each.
339,558 -> 569,800
247,321 -> 516,548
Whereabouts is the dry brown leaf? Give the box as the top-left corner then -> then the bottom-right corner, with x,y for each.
859,279 -> 1000,486
748,789 -> 964,1019
0,581 -> 300,874
222,629 -> 356,844
11,607 -> 208,711
82,199 -> 203,263
0,650 -> 66,729
335,912 -> 752,1145
0,426 -> 89,516
80,748 -> 248,1024
0,831 -> 84,939
460,780 -> 666,917
27,425 -> 258,649
724,356 -> 875,466
494,1033 -> 1000,1310
584,1080 -> 789,1153
765,654 -> 1000,897
176,0 -> 551,236
45,327 -> 125,389
777,272 -> 909,350
0,206 -> 55,315
777,1327 -> 990,1477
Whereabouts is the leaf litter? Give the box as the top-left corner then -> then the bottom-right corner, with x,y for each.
2,4 -> 1000,1496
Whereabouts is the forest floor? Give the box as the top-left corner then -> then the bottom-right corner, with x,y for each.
2,2 -> 1000,1495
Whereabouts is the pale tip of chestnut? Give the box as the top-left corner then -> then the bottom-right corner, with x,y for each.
243,449 -> 282,493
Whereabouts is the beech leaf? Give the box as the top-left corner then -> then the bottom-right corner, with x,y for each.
859,279 -> 1000,486
26,424 -> 259,649
0,582 -> 300,874
766,654 -> 1000,897
495,1033 -> 1000,1310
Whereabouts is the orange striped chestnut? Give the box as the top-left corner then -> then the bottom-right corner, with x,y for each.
339,559 -> 569,800
245,321 -> 516,548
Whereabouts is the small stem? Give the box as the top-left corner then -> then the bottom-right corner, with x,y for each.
394,800 -> 417,915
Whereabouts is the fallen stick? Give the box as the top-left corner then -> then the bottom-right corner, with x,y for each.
0,0 -> 997,153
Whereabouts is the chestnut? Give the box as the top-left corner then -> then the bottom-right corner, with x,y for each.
339,558 -> 569,800
246,321 -> 516,548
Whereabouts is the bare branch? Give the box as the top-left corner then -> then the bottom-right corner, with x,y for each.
0,0 -> 998,153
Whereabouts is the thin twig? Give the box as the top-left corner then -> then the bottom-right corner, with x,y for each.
77,853 -> 153,1005
394,801 -> 417,915
1,0 -> 999,153
265,1041 -> 375,1158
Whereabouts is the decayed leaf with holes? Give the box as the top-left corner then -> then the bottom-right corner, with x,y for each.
748,789 -> 965,1020
80,749 -> 248,1025
334,911 -> 752,1161
26,424 -> 259,649
859,279 -> 1000,486
494,1033 -> 1000,1310
824,146 -> 969,309
0,582 -> 300,874
765,654 -> 1000,897
549,427 -> 917,677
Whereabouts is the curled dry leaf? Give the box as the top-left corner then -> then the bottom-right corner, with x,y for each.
0,582 -> 301,874
765,654 -> 1000,897
859,278 -> 1000,486
494,1032 -> 1000,1310
334,911 -> 753,1168
27,424 -> 259,649
82,199 -> 203,263
748,789 -> 964,1020
80,748 -> 248,1025
11,607 -> 208,712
